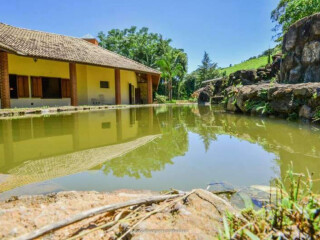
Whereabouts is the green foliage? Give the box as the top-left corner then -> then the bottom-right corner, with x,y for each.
97,26 -> 187,100
258,89 -> 268,100
271,0 -> 320,42
188,97 -> 197,103
165,99 -> 177,104
155,93 -> 167,104
197,51 -> 220,88
219,166 -> 320,239
313,107 -> 320,122
244,100 -> 273,115
220,56 -> 269,76
157,47 -> 186,101
180,52 -> 221,99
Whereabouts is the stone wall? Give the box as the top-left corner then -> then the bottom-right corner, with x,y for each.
281,13 -> 320,83
225,82 -> 320,120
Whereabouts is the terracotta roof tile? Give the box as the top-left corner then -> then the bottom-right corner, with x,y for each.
0,23 -> 160,75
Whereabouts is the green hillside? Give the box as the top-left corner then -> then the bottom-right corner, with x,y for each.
220,56 -> 269,76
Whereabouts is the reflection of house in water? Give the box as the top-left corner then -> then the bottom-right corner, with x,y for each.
0,108 -> 161,192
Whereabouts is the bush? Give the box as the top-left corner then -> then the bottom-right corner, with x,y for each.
155,93 -> 167,104
188,97 -> 197,103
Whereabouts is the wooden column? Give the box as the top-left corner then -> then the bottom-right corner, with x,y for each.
69,62 -> 78,106
147,74 -> 153,104
0,51 -> 10,109
115,69 -> 121,105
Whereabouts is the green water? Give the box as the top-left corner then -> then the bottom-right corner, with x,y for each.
0,105 -> 320,198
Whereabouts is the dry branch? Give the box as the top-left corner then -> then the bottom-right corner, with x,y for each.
16,193 -> 184,240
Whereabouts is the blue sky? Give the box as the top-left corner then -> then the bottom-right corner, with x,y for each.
0,0 -> 279,72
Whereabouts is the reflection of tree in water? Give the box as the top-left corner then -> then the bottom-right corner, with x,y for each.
190,107 -> 320,191
102,107 -> 188,179
103,105 -> 320,191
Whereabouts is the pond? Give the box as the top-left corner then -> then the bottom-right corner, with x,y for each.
0,105 -> 320,199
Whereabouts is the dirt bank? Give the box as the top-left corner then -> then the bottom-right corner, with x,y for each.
0,189 -> 238,240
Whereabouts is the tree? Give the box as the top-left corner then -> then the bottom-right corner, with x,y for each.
179,72 -> 197,99
196,52 -> 220,88
98,26 -> 187,99
271,0 -> 320,42
157,47 -> 185,101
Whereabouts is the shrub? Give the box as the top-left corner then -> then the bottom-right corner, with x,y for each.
188,97 -> 197,103
244,100 -> 273,115
218,165 -> 320,239
155,93 -> 167,104
313,107 -> 320,122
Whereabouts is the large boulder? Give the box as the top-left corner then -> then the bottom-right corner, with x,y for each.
198,85 -> 213,104
280,13 -> 320,84
224,82 -> 320,119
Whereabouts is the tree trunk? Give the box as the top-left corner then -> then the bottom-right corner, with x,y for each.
168,78 -> 172,101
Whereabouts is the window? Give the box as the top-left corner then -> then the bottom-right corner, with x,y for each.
100,81 -> 109,88
42,77 -> 61,99
9,75 -> 18,99
9,75 -> 29,98
101,122 -> 111,129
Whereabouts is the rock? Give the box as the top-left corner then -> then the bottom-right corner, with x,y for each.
284,27 -> 297,51
198,85 -> 213,104
280,14 -> 320,84
293,87 -> 307,97
299,105 -> 312,119
224,82 -> 320,119
302,41 -> 320,65
289,66 -> 302,83
226,96 -> 238,112
312,20 -> 320,36
304,65 -> 320,82
240,69 -> 257,82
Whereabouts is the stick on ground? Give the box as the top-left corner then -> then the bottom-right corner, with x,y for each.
16,193 -> 184,240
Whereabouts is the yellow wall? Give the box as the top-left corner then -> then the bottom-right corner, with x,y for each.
86,65 -> 115,104
120,70 -> 137,104
8,54 -> 69,78
7,54 -> 138,106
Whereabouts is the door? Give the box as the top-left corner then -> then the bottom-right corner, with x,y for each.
129,84 -> 135,104
135,88 -> 141,104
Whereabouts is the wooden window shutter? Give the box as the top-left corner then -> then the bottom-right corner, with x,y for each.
61,79 -> 71,98
31,77 -> 43,98
17,76 -> 29,98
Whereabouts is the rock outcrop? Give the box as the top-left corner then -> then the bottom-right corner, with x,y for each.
281,13 -> 320,83
198,84 -> 214,104
225,82 -> 320,120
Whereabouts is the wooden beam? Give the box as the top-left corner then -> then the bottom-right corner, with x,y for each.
115,69 -> 121,105
147,74 -> 153,104
0,51 -> 10,108
69,63 -> 78,106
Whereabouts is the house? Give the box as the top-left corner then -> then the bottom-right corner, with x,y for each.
0,23 -> 161,109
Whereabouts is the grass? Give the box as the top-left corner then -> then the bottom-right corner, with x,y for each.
220,56 -> 269,76
218,164 -> 320,239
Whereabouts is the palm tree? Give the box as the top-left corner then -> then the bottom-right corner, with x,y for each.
157,48 -> 184,101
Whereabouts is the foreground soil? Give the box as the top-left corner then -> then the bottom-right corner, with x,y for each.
0,189 -> 238,240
